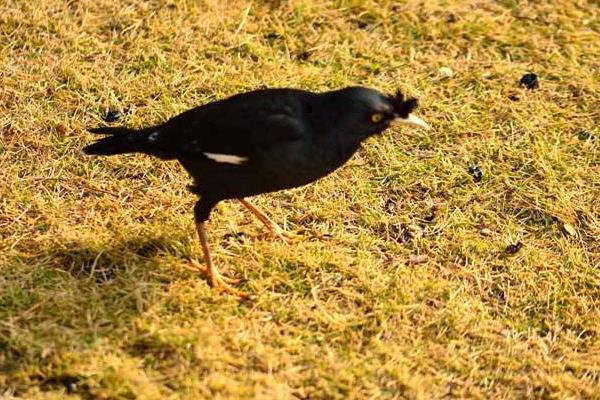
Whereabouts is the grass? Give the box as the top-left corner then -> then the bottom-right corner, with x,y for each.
1,0 -> 599,398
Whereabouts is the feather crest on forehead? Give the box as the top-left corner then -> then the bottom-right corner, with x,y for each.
389,90 -> 418,118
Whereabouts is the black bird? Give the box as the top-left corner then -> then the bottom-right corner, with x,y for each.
84,86 -> 429,296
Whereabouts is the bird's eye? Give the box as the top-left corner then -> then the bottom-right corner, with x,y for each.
371,113 -> 383,123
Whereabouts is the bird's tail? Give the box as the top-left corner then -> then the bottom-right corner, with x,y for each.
83,126 -> 155,156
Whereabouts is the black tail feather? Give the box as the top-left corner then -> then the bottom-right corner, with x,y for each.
84,126 -> 149,156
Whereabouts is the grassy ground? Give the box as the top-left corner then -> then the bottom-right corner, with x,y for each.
1,0 -> 599,398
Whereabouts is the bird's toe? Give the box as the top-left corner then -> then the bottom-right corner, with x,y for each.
268,224 -> 302,244
211,277 -> 249,299
186,259 -> 248,298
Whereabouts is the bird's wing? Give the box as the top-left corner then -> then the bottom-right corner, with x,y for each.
151,89 -> 310,160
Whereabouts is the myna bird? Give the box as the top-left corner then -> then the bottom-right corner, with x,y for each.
84,86 -> 430,296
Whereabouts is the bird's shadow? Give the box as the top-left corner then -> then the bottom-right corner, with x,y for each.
45,235 -> 189,284
3,234 -> 202,393
43,227 -> 273,286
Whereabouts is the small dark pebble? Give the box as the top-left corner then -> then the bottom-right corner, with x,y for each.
296,51 -> 311,61
264,32 -> 282,41
43,375 -> 80,394
223,232 -> 246,243
519,73 -> 539,90
446,13 -> 457,23
423,213 -> 435,223
505,241 -> 523,254
355,19 -> 369,29
577,130 -> 594,140
103,109 -> 123,122
468,165 -> 483,182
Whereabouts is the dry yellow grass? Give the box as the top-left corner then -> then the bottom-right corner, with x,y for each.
1,0 -> 599,398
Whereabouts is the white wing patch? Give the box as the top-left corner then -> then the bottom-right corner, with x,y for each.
203,152 -> 248,165
148,131 -> 160,142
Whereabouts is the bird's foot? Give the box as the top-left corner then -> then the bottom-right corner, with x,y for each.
268,225 -> 305,244
266,223 -> 296,244
237,198 -> 299,244
187,259 -> 248,298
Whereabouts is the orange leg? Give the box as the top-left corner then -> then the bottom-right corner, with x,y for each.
189,221 -> 248,298
238,198 -> 291,242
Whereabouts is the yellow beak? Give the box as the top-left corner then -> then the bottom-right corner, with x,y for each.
394,113 -> 430,130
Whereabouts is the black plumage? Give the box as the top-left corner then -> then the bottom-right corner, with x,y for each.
84,86 -> 429,296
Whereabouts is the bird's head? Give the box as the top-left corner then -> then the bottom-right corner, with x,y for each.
327,87 -> 429,139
